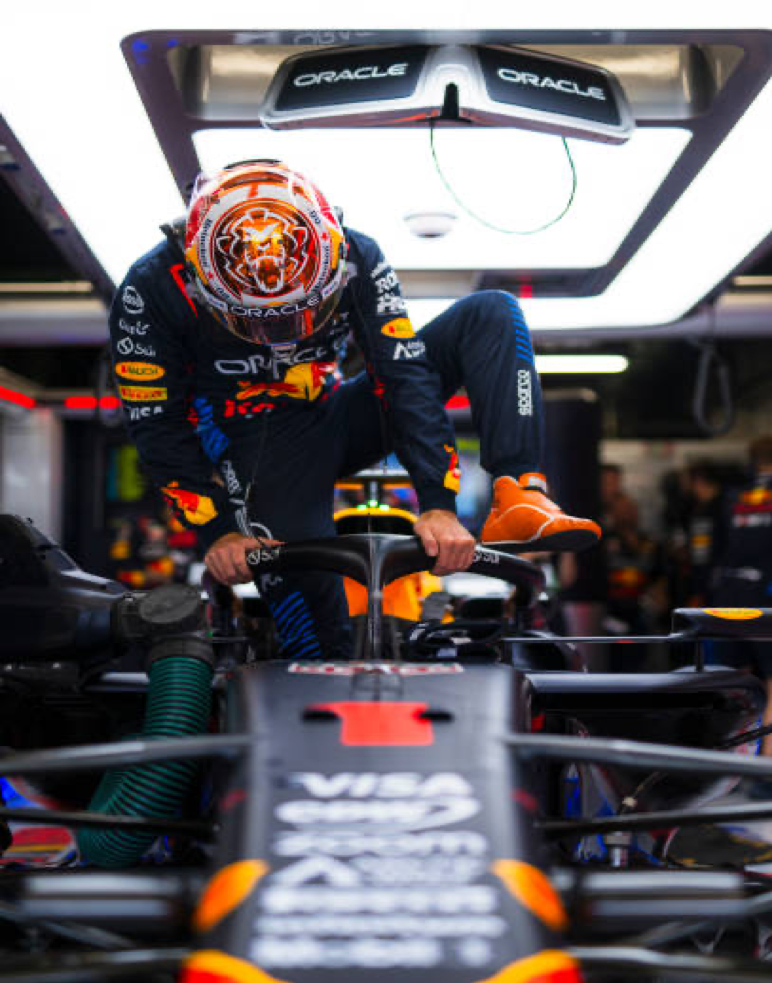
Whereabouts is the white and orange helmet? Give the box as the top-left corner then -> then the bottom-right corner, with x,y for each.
185,160 -> 347,345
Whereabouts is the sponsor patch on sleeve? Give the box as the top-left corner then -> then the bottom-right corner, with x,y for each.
444,443 -> 461,493
119,385 -> 167,402
381,318 -> 416,339
122,284 -> 144,315
115,362 -> 165,381
392,339 -> 426,360
161,482 -> 218,526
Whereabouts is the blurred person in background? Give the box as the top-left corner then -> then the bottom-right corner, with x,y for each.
604,494 -> 667,636
109,508 -> 197,589
600,463 -> 639,536
711,436 -> 772,798
684,462 -> 725,607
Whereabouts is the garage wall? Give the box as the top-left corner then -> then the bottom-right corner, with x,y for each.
0,407 -> 63,540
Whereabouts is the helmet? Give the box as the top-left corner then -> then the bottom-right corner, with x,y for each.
185,160 -> 347,346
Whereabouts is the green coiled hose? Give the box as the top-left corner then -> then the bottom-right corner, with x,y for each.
77,654 -> 213,867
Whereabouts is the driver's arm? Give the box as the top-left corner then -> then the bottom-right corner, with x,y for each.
108,257 -> 242,552
347,231 -> 475,573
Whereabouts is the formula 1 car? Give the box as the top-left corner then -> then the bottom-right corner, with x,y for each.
1,511 -> 772,983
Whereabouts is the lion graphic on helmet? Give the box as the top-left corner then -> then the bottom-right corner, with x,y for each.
215,203 -> 316,297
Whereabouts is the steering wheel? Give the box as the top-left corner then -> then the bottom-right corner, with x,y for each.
246,533 -> 545,660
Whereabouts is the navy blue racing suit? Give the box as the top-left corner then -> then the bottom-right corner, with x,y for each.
109,227 -> 543,656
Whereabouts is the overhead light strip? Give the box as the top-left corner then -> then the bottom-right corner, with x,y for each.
63,395 -> 120,410
0,282 -> 94,294
535,353 -> 627,373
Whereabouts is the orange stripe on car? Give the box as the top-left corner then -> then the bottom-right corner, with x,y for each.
493,860 -> 568,932
180,949 -> 290,983
194,859 -> 268,933
704,608 -> 763,620
474,950 -> 582,983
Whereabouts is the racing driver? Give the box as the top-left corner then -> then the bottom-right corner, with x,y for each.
109,160 -> 601,656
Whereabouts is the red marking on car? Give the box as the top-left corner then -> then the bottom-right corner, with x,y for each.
310,701 -> 434,746
221,789 -> 247,812
512,788 -> 539,814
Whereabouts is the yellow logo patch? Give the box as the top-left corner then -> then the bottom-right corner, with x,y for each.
115,361 -> 165,381
704,608 -> 764,620
381,318 -> 416,339
119,385 -> 167,402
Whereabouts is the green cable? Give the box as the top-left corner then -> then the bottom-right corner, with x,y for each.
429,122 -> 577,235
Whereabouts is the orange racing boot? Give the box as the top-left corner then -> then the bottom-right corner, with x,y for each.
481,473 -> 601,552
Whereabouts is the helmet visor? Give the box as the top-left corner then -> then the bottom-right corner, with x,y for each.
206,280 -> 343,346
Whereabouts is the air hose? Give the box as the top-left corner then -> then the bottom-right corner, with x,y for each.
78,586 -> 214,867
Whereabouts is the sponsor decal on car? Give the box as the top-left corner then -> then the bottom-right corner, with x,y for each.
115,361 -> 165,381
288,662 -> 464,676
381,317 -> 416,339
161,482 -> 217,525
246,545 -> 283,566
473,546 -> 499,565
119,385 -> 167,402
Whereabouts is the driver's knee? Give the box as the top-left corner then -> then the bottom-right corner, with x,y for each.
446,290 -> 530,342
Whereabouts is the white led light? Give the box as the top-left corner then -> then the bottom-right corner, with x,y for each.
0,2 -> 769,330
535,354 -> 628,373
194,127 -> 690,271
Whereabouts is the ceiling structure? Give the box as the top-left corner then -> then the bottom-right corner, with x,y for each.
2,5 -> 772,410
